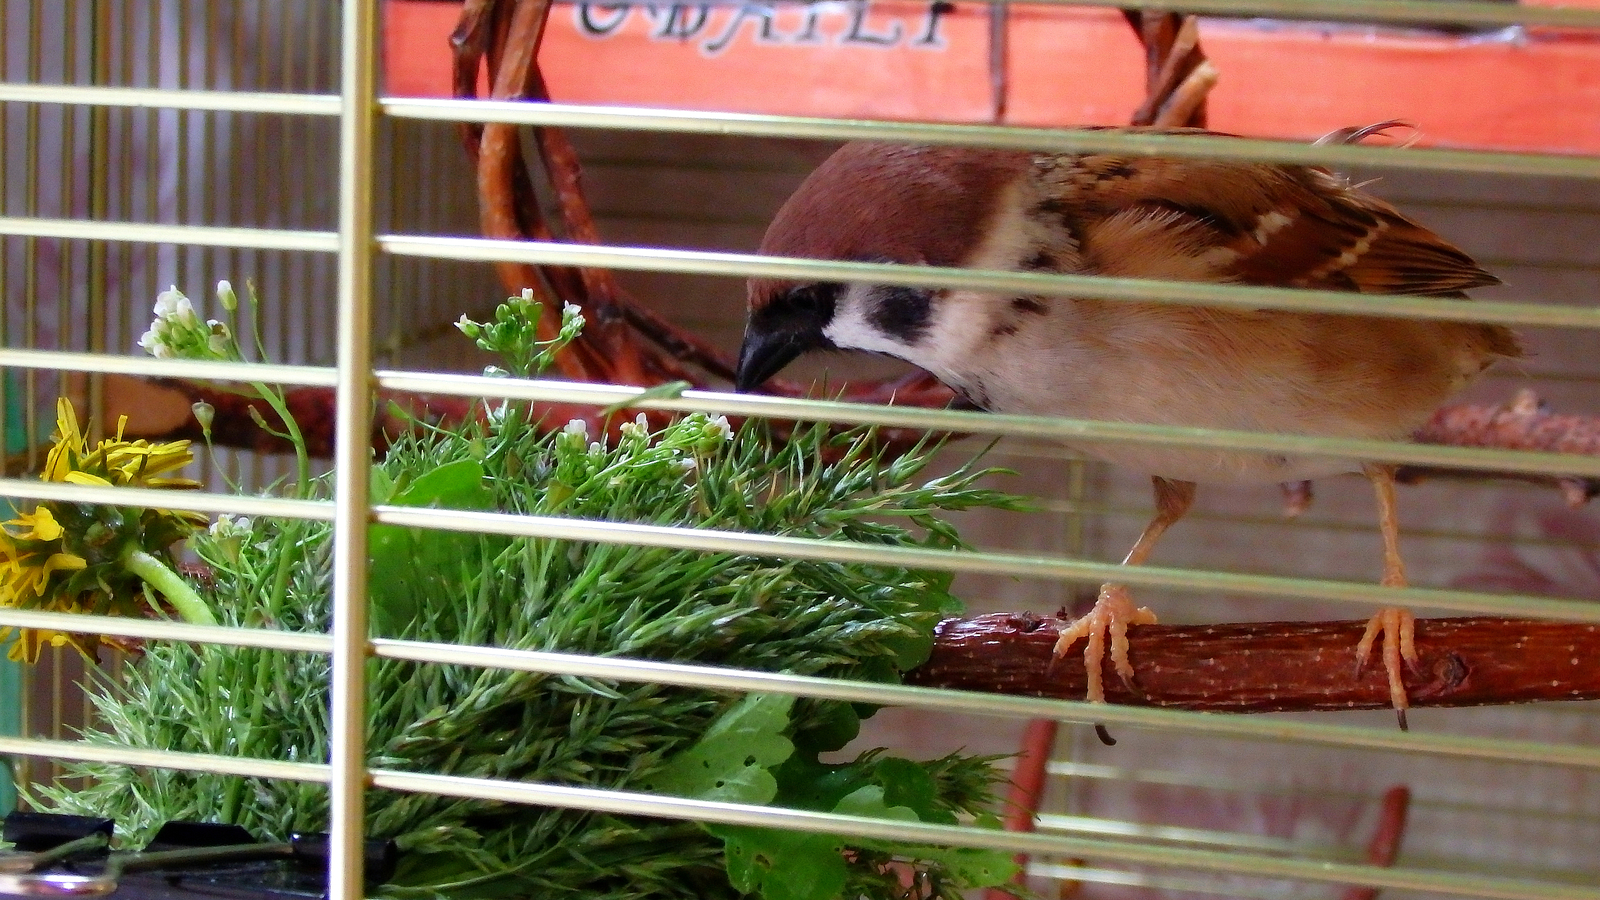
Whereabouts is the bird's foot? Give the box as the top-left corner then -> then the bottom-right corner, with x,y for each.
1355,606 -> 1418,731
1051,584 -> 1158,704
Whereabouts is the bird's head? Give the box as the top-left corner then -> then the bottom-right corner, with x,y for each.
735,142 -> 1031,392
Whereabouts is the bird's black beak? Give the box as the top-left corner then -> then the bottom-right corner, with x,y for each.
735,328 -> 807,392
735,284 -> 837,392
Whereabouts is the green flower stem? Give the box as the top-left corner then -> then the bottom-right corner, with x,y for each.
122,548 -> 216,627
250,382 -> 310,618
232,382 -> 309,825
251,382 -> 311,496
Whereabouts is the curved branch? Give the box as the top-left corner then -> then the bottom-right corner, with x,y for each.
1125,10 -> 1214,128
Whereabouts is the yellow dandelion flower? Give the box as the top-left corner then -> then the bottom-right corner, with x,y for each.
44,400 -> 200,491
0,398 -> 215,663
0,524 -> 91,663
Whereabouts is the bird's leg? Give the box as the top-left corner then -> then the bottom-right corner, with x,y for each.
1053,477 -> 1196,703
1355,463 -> 1419,730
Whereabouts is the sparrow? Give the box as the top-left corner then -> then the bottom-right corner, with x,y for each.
735,135 -> 1522,728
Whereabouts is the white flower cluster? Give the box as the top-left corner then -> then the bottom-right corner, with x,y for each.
137,284 -> 234,360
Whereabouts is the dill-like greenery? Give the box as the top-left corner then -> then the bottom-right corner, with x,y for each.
36,297 -> 1026,900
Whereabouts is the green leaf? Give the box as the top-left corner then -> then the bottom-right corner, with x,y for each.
834,780 -> 1017,890
368,459 -> 496,635
832,784 -> 917,822
648,693 -> 795,804
870,757 -> 952,825
771,751 -> 869,814
791,699 -> 860,754
369,466 -> 395,504
710,824 -> 847,900
853,837 -> 1018,889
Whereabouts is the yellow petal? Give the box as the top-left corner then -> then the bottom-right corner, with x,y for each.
3,508 -> 63,544
62,471 -> 112,487
43,552 -> 86,574
4,628 -> 75,664
15,552 -> 81,595
25,508 -> 62,542
43,398 -> 87,482
142,477 -> 203,490
3,629 -> 32,663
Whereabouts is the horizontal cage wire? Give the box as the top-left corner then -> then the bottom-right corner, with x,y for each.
3,1 -> 1600,899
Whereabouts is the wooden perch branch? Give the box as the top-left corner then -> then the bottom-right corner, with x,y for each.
909,613 -> 1600,713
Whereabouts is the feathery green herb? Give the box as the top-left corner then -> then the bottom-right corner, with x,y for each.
36,294 -> 1025,900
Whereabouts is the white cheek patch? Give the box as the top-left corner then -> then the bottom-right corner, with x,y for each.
822,284 -> 917,356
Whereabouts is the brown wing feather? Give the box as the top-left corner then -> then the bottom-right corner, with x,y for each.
1033,143 -> 1520,359
1042,151 -> 1501,297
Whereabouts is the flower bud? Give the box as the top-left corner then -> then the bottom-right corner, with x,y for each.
191,401 -> 215,434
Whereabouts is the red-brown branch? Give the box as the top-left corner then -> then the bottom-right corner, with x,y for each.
125,378 -> 1600,510
1341,786 -> 1412,900
1399,389 -> 1600,505
1125,11 -> 1214,129
909,614 -> 1600,712
983,718 -> 1059,900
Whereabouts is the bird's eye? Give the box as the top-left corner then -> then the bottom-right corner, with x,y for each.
787,284 -> 834,314
778,285 -> 839,325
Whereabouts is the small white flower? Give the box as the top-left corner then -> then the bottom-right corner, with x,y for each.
521,288 -> 535,301
216,280 -> 238,312
707,415 -> 733,441
619,412 -> 650,441
205,320 -> 231,355
563,419 -> 589,439
209,514 -> 254,539
156,290 -> 199,329
674,457 -> 698,474
153,286 -> 186,318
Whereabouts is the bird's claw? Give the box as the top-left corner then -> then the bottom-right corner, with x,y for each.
1355,606 -> 1418,731
1052,584 -> 1158,704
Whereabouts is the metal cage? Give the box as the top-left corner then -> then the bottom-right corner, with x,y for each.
3,1 -> 1600,898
